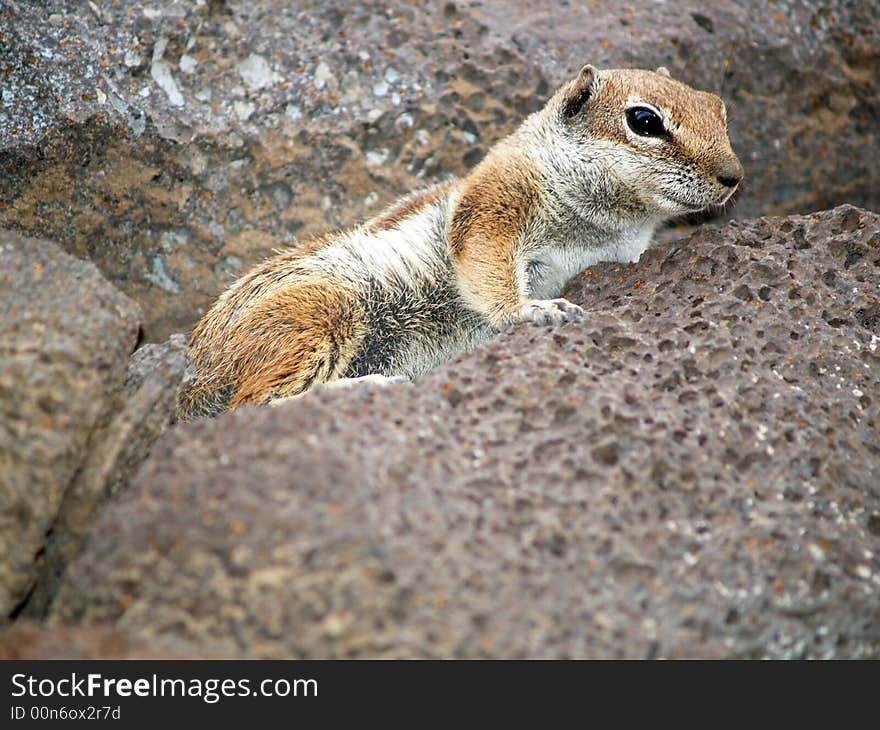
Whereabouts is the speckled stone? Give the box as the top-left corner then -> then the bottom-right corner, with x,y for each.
0,621 -> 182,659
22,334 -> 190,618
51,206 -> 880,658
0,232 -> 142,616
1,0 -> 877,341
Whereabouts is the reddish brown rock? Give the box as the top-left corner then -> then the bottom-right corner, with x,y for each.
0,233 -> 142,617
0,232 -> 187,619
50,206 -> 880,658
0,622 -> 178,659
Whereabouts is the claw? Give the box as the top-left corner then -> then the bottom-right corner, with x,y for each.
509,298 -> 584,327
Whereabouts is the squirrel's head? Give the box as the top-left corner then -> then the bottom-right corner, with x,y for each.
553,64 -> 743,217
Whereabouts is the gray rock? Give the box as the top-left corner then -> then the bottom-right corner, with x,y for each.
51,206 -> 880,658
0,232 -> 142,616
1,0 -> 876,341
23,334 -> 190,617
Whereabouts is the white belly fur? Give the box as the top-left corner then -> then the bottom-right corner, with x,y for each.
528,225 -> 655,299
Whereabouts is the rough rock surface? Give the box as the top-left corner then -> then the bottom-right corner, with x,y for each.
23,334 -> 190,618
0,232 -> 142,617
0,621 -> 180,659
1,0 -> 877,341
51,205 -> 880,658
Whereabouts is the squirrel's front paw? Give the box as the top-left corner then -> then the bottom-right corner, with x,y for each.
505,298 -> 584,327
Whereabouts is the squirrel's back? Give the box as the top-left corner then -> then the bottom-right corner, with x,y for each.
180,181 -> 489,418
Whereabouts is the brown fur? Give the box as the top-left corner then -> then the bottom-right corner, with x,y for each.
181,279 -> 366,415
577,69 -> 739,184
449,150 -> 542,321
181,65 -> 742,419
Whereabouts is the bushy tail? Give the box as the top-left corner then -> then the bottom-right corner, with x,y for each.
177,280 -> 368,420
176,374 -> 234,421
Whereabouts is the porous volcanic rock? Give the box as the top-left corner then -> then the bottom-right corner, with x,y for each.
51,205 -> 880,658
0,621 -> 180,659
0,232 -> 142,616
23,334 -> 190,618
1,0 -> 877,341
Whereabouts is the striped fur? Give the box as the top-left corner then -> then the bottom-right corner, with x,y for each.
179,65 -> 742,419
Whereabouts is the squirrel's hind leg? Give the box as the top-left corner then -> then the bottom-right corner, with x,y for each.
229,282 -> 369,407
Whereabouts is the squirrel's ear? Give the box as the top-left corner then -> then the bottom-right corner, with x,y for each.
563,64 -> 599,119
655,66 -> 672,78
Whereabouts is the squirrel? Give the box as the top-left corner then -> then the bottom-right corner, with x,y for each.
178,64 -> 743,419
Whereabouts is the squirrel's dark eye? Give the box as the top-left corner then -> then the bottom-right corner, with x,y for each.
626,107 -> 666,137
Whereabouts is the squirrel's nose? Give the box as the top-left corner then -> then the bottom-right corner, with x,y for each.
716,157 -> 744,188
